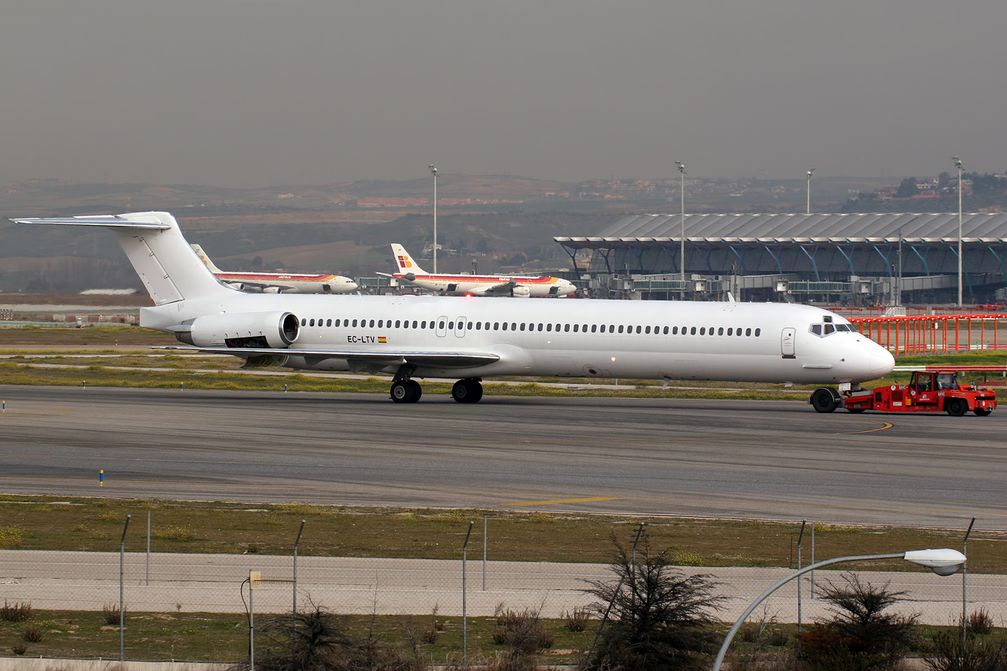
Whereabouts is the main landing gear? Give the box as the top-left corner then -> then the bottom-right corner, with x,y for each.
389,366 -> 483,404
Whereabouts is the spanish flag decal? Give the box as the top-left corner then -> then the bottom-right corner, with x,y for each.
378,336 -> 388,344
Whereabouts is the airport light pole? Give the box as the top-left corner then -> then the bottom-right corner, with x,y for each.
953,156 -> 964,306
712,548 -> 967,671
429,164 -> 438,274
806,168 -> 815,215
676,161 -> 686,291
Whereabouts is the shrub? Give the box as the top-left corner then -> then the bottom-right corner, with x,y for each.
967,608 -> 995,636
582,534 -> 724,671
153,525 -> 195,542
799,574 -> 918,671
102,603 -> 120,625
11,645 -> 25,656
0,601 -> 33,622
492,605 -> 553,652
21,626 -> 43,643
924,629 -> 1007,671
563,607 -> 591,632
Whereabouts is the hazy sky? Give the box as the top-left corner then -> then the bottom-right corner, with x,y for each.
3,0 -> 1006,186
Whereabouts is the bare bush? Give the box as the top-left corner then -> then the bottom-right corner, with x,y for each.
102,603 -> 120,626
799,574 -> 918,671
582,534 -> 724,671
0,601 -> 33,622
924,630 -> 1007,671
21,626 -> 43,643
563,607 -> 591,632
967,608 -> 995,636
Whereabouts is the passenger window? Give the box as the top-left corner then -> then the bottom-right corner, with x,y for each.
672,326 -> 678,334
468,322 -> 474,329
511,322 -> 517,331
663,326 -> 669,335
502,323 -> 508,331
573,324 -> 579,333
546,324 -> 552,332
519,323 -> 526,331
309,318 -> 315,327
635,325 -> 642,334
475,322 -> 481,330
690,327 -> 697,335
645,326 -> 651,334
727,328 -> 733,336
699,327 -> 705,335
618,325 -> 624,334
301,318 -> 307,326
737,328 -> 743,336
755,328 -> 761,336
746,328 -> 752,336
564,324 -> 571,332
538,324 -> 544,332
369,319 -> 375,327
718,327 -> 724,335
439,321 -> 446,329
591,324 -> 597,333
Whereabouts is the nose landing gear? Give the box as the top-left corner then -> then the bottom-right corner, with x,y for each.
810,387 -> 841,413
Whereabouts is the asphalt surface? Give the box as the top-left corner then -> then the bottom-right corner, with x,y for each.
0,385 -> 1004,528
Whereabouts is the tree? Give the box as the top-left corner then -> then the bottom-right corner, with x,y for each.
799,574 -> 918,671
895,178 -> 919,199
582,535 -> 724,671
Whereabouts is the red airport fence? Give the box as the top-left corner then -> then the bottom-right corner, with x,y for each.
850,313 -> 1007,356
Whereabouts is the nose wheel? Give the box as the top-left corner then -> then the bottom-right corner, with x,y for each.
452,378 -> 483,404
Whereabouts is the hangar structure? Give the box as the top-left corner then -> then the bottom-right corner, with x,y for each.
555,212 -> 1007,304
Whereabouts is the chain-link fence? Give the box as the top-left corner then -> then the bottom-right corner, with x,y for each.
0,513 -> 1003,664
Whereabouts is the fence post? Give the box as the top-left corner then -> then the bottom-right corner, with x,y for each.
482,513 -> 488,592
462,520 -> 475,667
809,522 -> 816,600
145,510 -> 151,586
796,521 -> 806,642
293,519 -> 305,627
119,514 -> 131,662
962,517 -> 975,648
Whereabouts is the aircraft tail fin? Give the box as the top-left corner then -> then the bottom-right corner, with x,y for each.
190,244 -> 224,274
390,243 -> 427,275
12,212 -> 229,305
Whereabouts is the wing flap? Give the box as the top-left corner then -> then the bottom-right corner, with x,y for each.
158,345 -> 500,368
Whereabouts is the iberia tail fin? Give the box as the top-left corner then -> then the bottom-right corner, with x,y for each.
390,243 -> 427,275
190,244 -> 223,274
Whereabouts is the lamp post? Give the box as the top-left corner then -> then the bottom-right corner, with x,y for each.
806,168 -> 815,215
429,164 -> 438,274
953,156 -> 964,306
676,161 -> 686,292
712,548 -> 966,671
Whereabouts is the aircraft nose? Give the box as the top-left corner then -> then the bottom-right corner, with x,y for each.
867,347 -> 895,379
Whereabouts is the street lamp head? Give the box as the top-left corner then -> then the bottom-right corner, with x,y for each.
676,161 -> 686,174
953,156 -> 963,170
428,164 -> 437,175
807,169 -> 815,177
903,548 -> 966,576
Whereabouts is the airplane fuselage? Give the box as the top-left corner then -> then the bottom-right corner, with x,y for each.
143,292 -> 892,384
394,273 -> 576,297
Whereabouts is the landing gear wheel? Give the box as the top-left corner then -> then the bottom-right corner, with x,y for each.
810,387 -> 840,413
945,398 -> 968,417
390,380 -> 422,403
975,407 -> 992,417
452,378 -> 483,404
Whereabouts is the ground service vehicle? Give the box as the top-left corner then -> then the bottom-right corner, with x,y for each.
837,371 -> 996,416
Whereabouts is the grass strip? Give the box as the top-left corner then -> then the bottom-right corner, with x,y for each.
0,495 -> 1002,572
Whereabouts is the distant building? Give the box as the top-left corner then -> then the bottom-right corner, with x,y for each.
555,212 -> 1007,304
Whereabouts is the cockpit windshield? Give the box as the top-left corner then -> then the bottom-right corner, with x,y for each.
808,321 -> 856,337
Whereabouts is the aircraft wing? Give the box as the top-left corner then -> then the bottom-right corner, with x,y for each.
159,345 -> 499,368
476,281 -> 518,296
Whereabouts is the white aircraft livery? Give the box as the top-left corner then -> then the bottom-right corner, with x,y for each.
14,212 -> 895,406
191,244 -> 358,294
379,243 -> 577,297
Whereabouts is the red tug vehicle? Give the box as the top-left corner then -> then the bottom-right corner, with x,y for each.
839,370 -> 997,416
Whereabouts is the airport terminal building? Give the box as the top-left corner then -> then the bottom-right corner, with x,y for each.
555,212 -> 1007,305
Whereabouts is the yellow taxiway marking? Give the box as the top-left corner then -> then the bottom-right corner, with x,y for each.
503,496 -> 618,507
852,421 -> 894,434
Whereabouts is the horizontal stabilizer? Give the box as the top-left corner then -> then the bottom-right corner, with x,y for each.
12,215 -> 171,230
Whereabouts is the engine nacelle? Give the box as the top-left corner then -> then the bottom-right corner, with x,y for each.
177,311 -> 300,349
511,285 -> 532,297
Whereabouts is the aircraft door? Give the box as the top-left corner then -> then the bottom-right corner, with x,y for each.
435,316 -> 448,338
781,327 -> 796,359
454,315 -> 467,338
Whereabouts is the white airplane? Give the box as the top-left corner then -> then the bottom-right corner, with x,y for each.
13,212 -> 894,406
379,243 -> 577,297
191,244 -> 358,294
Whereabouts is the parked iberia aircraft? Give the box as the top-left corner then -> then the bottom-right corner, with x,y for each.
13,212 -> 894,406
191,244 -> 358,294
378,243 -> 576,297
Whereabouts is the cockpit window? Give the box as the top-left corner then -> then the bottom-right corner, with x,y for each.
809,320 -> 853,337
